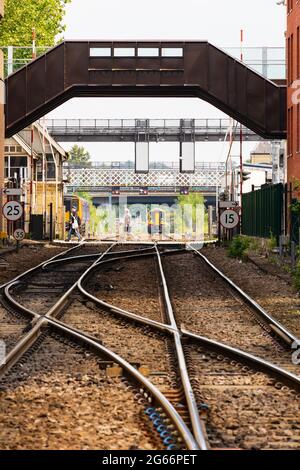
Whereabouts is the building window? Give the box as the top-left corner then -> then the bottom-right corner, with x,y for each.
137,48 -> 159,57
89,48 -> 111,57
297,27 -> 300,79
114,48 -> 135,57
289,106 -> 294,156
297,104 -> 300,153
35,160 -> 43,181
291,33 -> 294,84
288,108 -> 291,155
288,0 -> 294,14
161,48 -> 183,57
4,156 -> 28,181
288,37 -> 291,84
46,154 -> 56,180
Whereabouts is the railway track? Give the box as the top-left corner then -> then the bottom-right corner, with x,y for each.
0,242 -> 299,450
76,244 -> 300,449
162,247 -> 300,376
0,242 -> 198,450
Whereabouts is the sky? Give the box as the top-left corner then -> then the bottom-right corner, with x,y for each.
48,0 -> 286,162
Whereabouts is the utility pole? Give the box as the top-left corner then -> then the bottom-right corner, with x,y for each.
240,29 -> 244,232
32,27 -> 37,60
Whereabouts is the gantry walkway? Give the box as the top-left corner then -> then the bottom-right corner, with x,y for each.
44,118 -> 264,142
5,41 -> 286,139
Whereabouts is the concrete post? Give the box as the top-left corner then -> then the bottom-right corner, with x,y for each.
208,205 -> 213,239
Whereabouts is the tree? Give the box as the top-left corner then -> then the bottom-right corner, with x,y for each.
68,145 -> 91,165
0,0 -> 71,67
177,192 -> 208,235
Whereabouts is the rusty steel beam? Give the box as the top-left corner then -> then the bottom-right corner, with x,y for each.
5,41 -> 287,139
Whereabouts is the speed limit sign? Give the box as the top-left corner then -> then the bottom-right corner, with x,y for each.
220,209 -> 239,229
13,229 -> 25,241
2,200 -> 23,221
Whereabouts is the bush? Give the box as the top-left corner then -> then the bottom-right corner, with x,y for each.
228,235 -> 251,260
293,261 -> 300,291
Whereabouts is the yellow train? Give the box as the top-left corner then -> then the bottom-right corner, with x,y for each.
64,195 -> 90,235
147,208 -> 166,235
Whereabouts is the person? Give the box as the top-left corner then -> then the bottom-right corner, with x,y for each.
124,208 -> 132,235
68,207 -> 82,241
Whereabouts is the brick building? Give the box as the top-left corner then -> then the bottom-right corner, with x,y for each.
287,0 -> 300,192
0,0 -> 4,232
4,122 -> 68,239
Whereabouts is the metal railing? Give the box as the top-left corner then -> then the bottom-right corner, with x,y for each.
44,118 -> 262,142
1,45 -> 286,80
224,47 -> 285,80
63,161 -> 226,190
64,161 -> 226,170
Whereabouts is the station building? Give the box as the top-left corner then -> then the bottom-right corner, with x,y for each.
4,122 -> 68,239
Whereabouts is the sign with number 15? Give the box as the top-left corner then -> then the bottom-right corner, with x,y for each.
220,209 -> 239,229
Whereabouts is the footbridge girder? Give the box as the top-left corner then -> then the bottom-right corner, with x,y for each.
5,41 -> 287,139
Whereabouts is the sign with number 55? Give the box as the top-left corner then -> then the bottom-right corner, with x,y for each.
2,201 -> 23,221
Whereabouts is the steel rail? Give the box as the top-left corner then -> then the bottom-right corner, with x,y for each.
0,241 -> 85,291
0,317 -> 48,380
42,245 -> 157,269
188,245 -> 300,346
0,244 -> 116,378
154,245 -> 209,450
78,252 -> 177,334
182,329 -> 300,392
1,243 -> 116,322
1,244 -> 199,450
46,244 -> 116,319
44,317 -> 199,450
4,281 -> 39,319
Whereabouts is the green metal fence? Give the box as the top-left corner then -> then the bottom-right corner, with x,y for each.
242,184 -> 283,242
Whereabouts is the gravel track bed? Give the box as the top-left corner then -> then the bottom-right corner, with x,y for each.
0,332 -> 163,450
9,247 -> 113,315
110,244 -> 155,253
11,261 -> 94,315
57,244 -> 112,259
202,246 -> 300,338
162,252 -> 300,376
187,344 -> 300,450
0,300 -> 30,353
88,257 -> 165,324
61,299 -> 176,393
0,245 -> 67,285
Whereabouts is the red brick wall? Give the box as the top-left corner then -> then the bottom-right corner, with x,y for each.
287,0 -> 300,192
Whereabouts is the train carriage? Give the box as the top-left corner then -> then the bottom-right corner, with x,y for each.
64,195 -> 90,236
147,208 -> 166,235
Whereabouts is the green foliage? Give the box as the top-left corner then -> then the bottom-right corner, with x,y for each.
69,145 -> 91,165
293,261 -> 300,291
292,178 -> 300,192
268,232 -> 277,251
76,192 -> 108,236
177,193 -> 208,234
228,235 -> 251,260
290,199 -> 300,214
0,0 -> 71,45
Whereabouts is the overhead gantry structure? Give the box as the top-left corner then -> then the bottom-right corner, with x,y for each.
5,41 -> 287,139
43,118 -> 265,142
